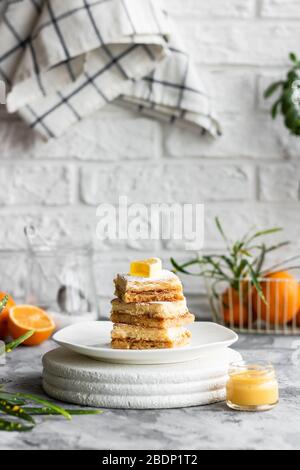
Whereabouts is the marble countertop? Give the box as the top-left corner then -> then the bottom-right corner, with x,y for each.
0,334 -> 299,450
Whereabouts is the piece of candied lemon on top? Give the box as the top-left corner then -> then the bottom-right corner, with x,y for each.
129,258 -> 162,278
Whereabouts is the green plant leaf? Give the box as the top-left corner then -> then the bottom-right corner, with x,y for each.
0,296 -> 8,315
235,259 -> 249,279
13,394 -> 72,420
292,122 -> 300,136
248,263 -> 267,304
253,244 -> 266,277
240,249 -> 252,257
263,255 -> 300,275
290,52 -> 298,63
0,391 -> 103,433
264,241 -> 290,253
271,98 -> 282,119
0,393 -> 26,406
281,88 -> 294,114
250,228 -> 282,240
276,265 -> 300,271
285,106 -> 300,132
5,331 -> 35,353
287,70 -> 299,84
0,418 -> 33,432
170,257 -> 200,275
0,400 -> 35,424
215,217 -> 229,247
203,255 -> 231,282
220,255 -> 235,271
264,81 -> 284,99
22,407 -> 103,416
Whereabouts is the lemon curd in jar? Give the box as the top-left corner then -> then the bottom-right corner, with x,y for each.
226,362 -> 279,412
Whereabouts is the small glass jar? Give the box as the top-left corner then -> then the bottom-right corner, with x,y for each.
226,361 -> 279,412
26,244 -> 100,328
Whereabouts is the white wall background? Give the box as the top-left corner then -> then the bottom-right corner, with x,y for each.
1,0 -> 300,318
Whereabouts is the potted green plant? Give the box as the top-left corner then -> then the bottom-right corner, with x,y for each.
171,219 -> 300,332
265,52 -> 300,135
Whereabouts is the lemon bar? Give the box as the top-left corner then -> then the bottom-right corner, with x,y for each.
111,311 -> 195,329
114,270 -> 184,303
111,324 -> 192,350
111,298 -> 194,327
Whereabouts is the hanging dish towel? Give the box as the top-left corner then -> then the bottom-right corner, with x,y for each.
0,0 -> 221,140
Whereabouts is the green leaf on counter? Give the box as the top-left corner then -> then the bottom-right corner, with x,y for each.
0,400 -> 35,424
5,331 -> 35,353
13,393 -> 72,421
0,418 -> 34,432
0,393 -> 26,406
22,407 -> 103,416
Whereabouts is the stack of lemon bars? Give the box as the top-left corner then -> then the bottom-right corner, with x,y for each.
111,258 -> 195,349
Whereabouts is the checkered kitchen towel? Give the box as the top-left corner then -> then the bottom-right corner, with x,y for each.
0,0 -> 221,140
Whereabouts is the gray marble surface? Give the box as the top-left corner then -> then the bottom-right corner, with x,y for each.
0,334 -> 299,450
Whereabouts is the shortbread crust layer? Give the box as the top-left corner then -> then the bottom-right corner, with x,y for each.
111,311 -> 195,328
111,333 -> 191,350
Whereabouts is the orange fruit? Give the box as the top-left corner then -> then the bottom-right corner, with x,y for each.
296,285 -> 300,326
252,271 -> 300,325
221,283 -> 252,326
8,305 -> 55,346
0,293 -> 16,339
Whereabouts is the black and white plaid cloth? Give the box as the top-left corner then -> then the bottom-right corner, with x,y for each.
0,0 -> 221,140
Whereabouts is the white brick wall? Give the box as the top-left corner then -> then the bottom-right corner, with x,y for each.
1,0 -> 300,318
260,0 -> 300,18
